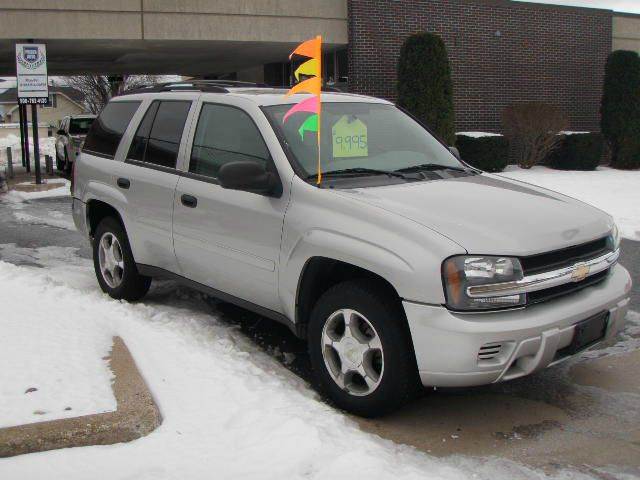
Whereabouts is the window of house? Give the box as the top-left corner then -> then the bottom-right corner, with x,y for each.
83,101 -> 141,158
189,104 -> 270,179
127,100 -> 191,169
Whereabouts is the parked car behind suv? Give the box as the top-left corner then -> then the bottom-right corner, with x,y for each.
56,114 -> 96,173
72,81 -> 631,417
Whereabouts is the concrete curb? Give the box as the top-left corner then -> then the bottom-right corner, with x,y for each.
0,337 -> 162,458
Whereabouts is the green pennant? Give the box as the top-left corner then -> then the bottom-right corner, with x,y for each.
298,114 -> 319,140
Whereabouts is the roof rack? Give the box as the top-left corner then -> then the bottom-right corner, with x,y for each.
120,79 -> 343,96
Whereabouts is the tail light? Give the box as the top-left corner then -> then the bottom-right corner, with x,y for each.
71,158 -> 76,196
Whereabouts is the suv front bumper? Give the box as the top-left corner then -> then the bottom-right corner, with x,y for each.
403,263 -> 632,387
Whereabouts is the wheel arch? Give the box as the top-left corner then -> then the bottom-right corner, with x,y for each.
294,256 -> 404,340
86,199 -> 128,241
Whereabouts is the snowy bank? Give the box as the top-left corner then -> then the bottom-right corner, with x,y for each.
0,135 -> 56,168
0,254 -> 116,428
500,166 -> 640,241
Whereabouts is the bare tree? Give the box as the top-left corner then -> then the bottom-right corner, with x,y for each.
502,103 -> 568,169
65,75 -> 160,113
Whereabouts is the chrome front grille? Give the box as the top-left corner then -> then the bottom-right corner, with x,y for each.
520,236 -> 611,276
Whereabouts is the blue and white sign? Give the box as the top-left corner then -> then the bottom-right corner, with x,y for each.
16,43 -> 49,105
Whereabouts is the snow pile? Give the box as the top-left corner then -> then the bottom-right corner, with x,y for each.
0,134 -> 56,167
500,166 -> 640,240
456,132 -> 503,138
0,247 -> 600,480
0,257 -> 116,428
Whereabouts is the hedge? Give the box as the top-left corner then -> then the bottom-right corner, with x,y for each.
455,135 -> 509,172
547,133 -> 604,171
397,32 -> 456,145
601,50 -> 640,169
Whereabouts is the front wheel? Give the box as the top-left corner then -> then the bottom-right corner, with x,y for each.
308,280 -> 419,417
92,217 -> 151,301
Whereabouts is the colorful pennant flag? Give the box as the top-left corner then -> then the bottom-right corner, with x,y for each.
283,36 -> 323,183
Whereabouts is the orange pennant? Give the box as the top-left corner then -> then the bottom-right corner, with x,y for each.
289,35 -> 321,61
285,76 -> 321,97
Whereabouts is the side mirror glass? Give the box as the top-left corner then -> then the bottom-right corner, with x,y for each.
57,129 -> 66,136
218,161 -> 279,196
449,146 -> 461,161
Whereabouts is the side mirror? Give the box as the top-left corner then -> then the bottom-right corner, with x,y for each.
449,146 -> 461,161
218,161 -> 279,196
57,129 -> 66,136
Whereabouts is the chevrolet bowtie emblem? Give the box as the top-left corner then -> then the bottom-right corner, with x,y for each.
571,264 -> 590,282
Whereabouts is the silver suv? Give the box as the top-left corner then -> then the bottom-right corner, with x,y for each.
72,81 -> 631,417
56,114 -> 96,173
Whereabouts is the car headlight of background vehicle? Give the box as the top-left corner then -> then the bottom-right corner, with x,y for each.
442,256 -> 525,311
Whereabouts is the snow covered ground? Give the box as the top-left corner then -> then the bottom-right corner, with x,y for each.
0,248 -> 116,428
500,166 -> 640,241
2,243 -> 631,479
3,179 -> 69,203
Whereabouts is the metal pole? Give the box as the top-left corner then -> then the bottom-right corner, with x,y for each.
31,104 -> 42,185
18,103 -> 26,167
6,147 -> 14,179
22,104 -> 31,173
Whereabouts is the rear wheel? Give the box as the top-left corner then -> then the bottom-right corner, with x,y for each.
55,151 -> 63,171
92,217 -> 151,301
308,280 -> 419,417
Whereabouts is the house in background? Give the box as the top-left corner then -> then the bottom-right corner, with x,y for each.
0,85 -> 86,127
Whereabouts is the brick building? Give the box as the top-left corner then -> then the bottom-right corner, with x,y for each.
2,0 -> 639,133
346,0 -> 613,133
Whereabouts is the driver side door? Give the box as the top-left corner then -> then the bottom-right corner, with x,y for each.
173,101 -> 288,313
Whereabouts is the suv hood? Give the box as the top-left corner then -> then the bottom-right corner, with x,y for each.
338,174 -> 613,256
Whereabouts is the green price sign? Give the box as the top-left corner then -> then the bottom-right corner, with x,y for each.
332,115 -> 368,158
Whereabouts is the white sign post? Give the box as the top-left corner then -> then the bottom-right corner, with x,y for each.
16,43 -> 47,184
15,43 -> 49,105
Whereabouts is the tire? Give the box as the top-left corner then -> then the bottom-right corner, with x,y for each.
64,149 -> 72,175
93,217 -> 151,301
308,280 -> 419,417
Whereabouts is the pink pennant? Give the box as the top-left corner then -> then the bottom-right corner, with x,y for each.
283,96 -> 319,123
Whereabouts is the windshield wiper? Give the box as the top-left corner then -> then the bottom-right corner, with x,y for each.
395,163 -> 468,173
307,168 -> 409,180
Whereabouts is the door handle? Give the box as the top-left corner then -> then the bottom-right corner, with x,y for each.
117,177 -> 130,189
181,194 -> 198,208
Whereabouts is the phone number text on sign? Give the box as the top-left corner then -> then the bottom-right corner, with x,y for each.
19,97 -> 49,105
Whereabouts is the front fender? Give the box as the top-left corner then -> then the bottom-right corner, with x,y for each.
278,179 -> 465,322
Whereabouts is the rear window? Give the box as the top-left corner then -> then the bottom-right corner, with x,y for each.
69,117 -> 95,135
83,101 -> 141,158
127,100 -> 191,169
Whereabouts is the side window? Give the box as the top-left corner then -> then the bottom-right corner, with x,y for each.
127,100 -> 191,169
127,101 -> 159,162
189,104 -> 270,179
83,102 -> 141,158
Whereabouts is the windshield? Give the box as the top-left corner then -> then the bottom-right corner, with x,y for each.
263,102 -> 463,179
69,118 -> 95,135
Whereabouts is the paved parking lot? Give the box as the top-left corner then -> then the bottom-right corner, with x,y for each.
1,195 -> 639,477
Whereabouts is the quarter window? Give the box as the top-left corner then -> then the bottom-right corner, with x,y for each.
127,100 -> 191,169
189,104 -> 269,178
83,101 -> 141,158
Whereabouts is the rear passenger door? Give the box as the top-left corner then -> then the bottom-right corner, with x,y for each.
120,99 -> 194,273
173,101 -> 288,313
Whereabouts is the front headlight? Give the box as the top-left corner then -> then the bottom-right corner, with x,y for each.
442,256 -> 526,311
607,223 -> 621,251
